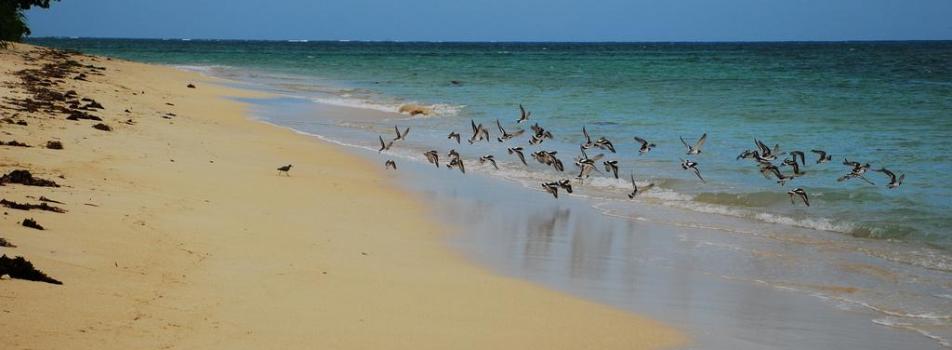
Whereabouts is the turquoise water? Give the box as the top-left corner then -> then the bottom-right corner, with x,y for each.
29,38 -> 952,249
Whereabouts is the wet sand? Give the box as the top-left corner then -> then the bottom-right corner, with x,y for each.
0,43 -> 684,349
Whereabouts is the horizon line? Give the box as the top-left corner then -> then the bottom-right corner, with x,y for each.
26,36 -> 952,44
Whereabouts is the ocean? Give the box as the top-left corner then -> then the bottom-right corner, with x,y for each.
27,38 -> 952,348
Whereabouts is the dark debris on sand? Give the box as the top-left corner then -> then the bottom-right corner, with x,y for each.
0,170 -> 60,187
0,237 -> 15,248
46,140 -> 63,150
0,255 -> 62,285
21,218 -> 44,230
0,140 -> 30,147
1,199 -> 67,213
92,123 -> 112,131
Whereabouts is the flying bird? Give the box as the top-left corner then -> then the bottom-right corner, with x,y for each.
385,160 -> 397,170
424,150 -> 440,168
393,125 -> 410,142
479,155 -> 499,169
496,119 -> 525,142
541,182 -> 559,198
469,120 -> 491,143
681,159 -> 705,183
633,136 -> 655,154
603,160 -> 619,179
378,136 -> 393,152
681,133 -> 707,155
447,131 -> 461,144
508,147 -> 528,166
811,149 -> 832,164
517,104 -> 531,124
875,167 -> 904,189
787,188 -> 810,207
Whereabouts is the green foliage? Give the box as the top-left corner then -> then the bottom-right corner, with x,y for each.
1,0 -> 59,45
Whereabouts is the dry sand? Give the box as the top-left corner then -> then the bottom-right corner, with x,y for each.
0,43 -> 686,349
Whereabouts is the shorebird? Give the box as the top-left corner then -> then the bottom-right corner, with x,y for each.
378,135 -> 393,152
392,125 -> 410,142
594,137 -> 616,153
447,131 -> 461,144
541,182 -> 559,198
517,104 -> 531,124
577,162 -> 596,181
468,120 -> 491,143
787,188 -> 810,207
529,134 -> 545,145
754,139 -> 782,160
479,155 -> 499,169
603,160 -> 619,179
875,167 -> 904,189
496,119 -> 525,142
507,147 -> 528,166
789,151 -> 806,167
782,158 -> 806,176
446,150 -> 465,174
633,136 -> 655,154
627,173 -> 654,199
532,151 -> 564,172
575,146 -> 603,166
737,149 -> 755,160
681,133 -> 707,155
385,160 -> 397,170
424,150 -> 440,168
556,179 -> 574,194
751,151 -> 775,165
681,159 -> 705,183
277,164 -> 292,176
581,126 -> 594,149
811,149 -> 832,164
837,159 -> 874,185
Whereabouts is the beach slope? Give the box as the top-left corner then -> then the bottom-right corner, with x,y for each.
0,43 -> 684,349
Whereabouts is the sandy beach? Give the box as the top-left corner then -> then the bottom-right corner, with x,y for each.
0,43 -> 685,349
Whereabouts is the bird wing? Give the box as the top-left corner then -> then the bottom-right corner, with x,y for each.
403,127 -> 410,139
694,133 -> 707,149
634,136 -> 647,145
519,104 -> 526,119
394,125 -> 401,138
681,136 -> 690,149
811,149 -> 826,156
510,129 -> 525,137
583,126 -> 591,142
471,120 -> 478,134
378,136 -> 386,151
590,153 -> 604,162
496,119 -> 506,134
692,167 -> 705,183
630,173 -> 637,189
877,167 -> 896,181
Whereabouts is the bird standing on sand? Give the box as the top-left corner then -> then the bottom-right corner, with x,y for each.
447,131 -> 461,144
424,150 -> 440,168
811,149 -> 832,164
508,147 -> 528,166
385,160 -> 397,170
875,167 -> 904,189
787,188 -> 810,207
603,160 -> 619,179
378,136 -> 393,152
393,126 -> 410,142
517,104 -> 531,124
681,159 -> 705,183
633,136 -> 656,154
277,164 -> 292,176
479,155 -> 499,169
681,133 -> 707,155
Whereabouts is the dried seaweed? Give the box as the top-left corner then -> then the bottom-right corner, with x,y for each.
0,255 -> 62,285
0,170 -> 60,187
1,199 -> 67,213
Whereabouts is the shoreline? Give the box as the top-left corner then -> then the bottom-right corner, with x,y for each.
0,43 -> 686,349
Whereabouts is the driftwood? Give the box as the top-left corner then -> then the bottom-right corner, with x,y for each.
0,255 -> 62,285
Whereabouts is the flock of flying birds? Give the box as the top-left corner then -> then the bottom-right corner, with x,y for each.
370,104 -> 905,206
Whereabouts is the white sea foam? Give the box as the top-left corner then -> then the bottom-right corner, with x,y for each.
308,96 -> 464,117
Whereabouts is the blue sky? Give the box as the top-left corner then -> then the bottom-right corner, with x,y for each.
25,0 -> 952,41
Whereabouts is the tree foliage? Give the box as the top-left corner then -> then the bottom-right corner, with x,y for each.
1,0 -> 59,44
